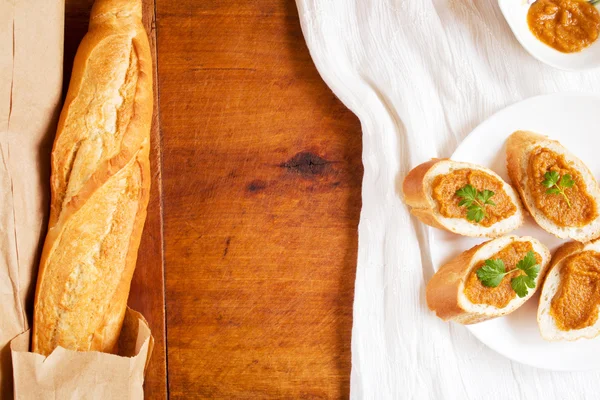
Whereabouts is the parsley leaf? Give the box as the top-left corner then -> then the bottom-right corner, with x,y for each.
546,187 -> 561,195
476,259 -> 509,287
478,189 -> 495,204
542,171 -> 575,208
510,251 -> 540,298
455,184 -> 496,223
516,251 -> 540,279
467,205 -> 484,223
511,276 -> 536,298
541,170 -> 560,188
475,250 -> 541,298
456,185 -> 477,205
560,174 -> 575,188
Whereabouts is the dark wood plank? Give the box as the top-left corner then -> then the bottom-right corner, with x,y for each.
156,0 -> 362,398
129,1 -> 168,398
64,1 -> 167,398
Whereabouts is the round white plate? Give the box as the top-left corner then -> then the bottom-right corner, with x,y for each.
430,92 -> 600,371
498,0 -> 600,71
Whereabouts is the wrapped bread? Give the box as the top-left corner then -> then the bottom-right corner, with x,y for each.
32,0 -> 152,355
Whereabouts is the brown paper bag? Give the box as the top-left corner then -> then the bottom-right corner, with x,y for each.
11,308 -> 154,400
0,0 -> 64,397
2,0 -> 155,396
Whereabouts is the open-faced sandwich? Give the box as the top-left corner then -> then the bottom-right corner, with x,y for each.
426,235 -> 551,324
402,159 -> 524,237
538,239 -> 600,341
507,130 -> 600,242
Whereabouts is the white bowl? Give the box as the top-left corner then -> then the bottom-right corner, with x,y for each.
499,0 -> 600,70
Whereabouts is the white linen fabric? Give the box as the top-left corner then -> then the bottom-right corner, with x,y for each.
295,1 -> 600,399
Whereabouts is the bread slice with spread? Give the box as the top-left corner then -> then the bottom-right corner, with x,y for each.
402,159 -> 524,237
426,235 -> 551,324
506,130 -> 600,242
538,239 -> 600,341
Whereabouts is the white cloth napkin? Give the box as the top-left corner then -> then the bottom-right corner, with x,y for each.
296,1 -> 600,398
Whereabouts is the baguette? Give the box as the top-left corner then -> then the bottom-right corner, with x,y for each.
538,240 -> 600,341
32,0 -> 152,356
426,235 -> 550,324
402,159 -> 524,237
506,130 -> 600,242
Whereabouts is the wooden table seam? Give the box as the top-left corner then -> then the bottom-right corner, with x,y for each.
149,0 -> 170,397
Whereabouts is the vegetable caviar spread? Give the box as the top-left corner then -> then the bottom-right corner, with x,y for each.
527,147 -> 596,227
432,169 -> 516,227
550,251 -> 600,331
527,0 -> 600,53
464,242 -> 541,308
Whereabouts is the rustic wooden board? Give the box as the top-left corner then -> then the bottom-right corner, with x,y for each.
156,0 -> 363,398
64,1 -> 167,398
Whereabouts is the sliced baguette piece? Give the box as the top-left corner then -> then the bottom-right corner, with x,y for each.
402,159 -> 524,238
506,130 -> 600,242
538,240 -> 600,341
427,235 -> 551,324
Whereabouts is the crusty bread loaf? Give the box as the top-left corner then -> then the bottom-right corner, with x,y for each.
506,130 -> 600,242
426,235 -> 550,324
32,0 -> 152,356
402,159 -> 524,237
538,240 -> 600,341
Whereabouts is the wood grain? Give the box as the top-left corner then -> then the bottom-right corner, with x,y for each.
63,1 -> 167,398
129,1 -> 168,398
156,0 -> 363,398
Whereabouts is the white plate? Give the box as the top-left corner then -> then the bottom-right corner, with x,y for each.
430,92 -> 600,371
499,0 -> 600,71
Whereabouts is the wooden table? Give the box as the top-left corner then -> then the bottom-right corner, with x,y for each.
65,0 -> 362,398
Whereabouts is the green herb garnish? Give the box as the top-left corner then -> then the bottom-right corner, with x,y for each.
475,251 -> 540,298
511,251 -> 540,297
542,171 -> 575,208
476,259 -> 508,287
455,184 -> 495,223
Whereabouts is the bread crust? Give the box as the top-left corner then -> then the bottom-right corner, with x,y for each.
427,236 -> 551,324
426,242 -> 486,324
402,158 -> 442,210
32,0 -> 152,356
505,130 -> 542,198
543,241 -> 583,283
402,158 -> 448,230
403,159 -> 524,237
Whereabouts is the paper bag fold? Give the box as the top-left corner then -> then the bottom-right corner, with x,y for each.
0,0 -> 64,396
10,307 -> 154,400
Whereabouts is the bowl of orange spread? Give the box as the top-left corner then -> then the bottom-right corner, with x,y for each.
499,0 -> 600,70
